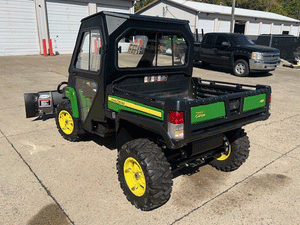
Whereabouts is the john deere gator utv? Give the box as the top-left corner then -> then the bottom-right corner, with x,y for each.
24,12 -> 271,211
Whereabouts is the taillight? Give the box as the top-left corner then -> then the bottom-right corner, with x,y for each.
168,111 -> 184,140
168,112 -> 184,124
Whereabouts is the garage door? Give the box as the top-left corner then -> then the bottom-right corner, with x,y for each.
218,21 -> 230,33
291,26 -> 299,36
0,0 -> 39,56
248,22 -> 259,35
198,18 -> 214,33
272,24 -> 282,34
97,4 -> 129,13
46,0 -> 88,54
261,24 -> 271,34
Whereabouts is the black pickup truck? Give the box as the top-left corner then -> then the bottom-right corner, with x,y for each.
24,12 -> 271,211
194,32 -> 281,76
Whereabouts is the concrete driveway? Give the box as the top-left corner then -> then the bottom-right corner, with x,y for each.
0,55 -> 299,225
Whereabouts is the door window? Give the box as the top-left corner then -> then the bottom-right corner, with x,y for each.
76,78 -> 98,121
75,30 -> 102,72
215,36 -> 229,47
203,34 -> 215,47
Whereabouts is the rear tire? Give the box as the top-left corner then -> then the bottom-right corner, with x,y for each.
233,59 -> 249,77
55,100 -> 83,142
209,128 -> 250,172
117,138 -> 173,211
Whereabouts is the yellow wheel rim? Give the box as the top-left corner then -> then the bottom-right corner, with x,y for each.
216,144 -> 231,161
123,157 -> 146,197
58,110 -> 74,135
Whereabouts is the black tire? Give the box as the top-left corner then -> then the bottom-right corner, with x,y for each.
233,59 -> 249,77
209,128 -> 250,172
117,138 -> 173,211
55,100 -> 83,142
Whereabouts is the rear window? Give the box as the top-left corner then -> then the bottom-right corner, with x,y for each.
117,30 -> 188,69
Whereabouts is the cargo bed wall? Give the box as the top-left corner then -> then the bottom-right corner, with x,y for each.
112,74 -> 195,101
184,78 -> 271,142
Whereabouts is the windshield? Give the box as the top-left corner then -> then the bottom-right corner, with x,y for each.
117,30 -> 188,68
230,34 -> 255,46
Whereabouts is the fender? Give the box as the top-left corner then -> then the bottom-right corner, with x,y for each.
64,87 -> 80,118
115,111 -> 177,149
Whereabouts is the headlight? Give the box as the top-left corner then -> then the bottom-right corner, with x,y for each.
251,52 -> 263,60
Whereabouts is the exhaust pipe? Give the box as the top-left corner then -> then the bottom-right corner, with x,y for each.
24,91 -> 64,118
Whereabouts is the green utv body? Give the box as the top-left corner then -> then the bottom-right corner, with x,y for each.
24,11 -> 271,211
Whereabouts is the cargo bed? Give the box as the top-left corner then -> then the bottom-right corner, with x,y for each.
109,75 -> 271,149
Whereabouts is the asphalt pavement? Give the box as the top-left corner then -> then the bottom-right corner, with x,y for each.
0,55 -> 299,225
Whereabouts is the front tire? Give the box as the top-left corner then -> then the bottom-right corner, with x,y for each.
117,138 -> 173,211
55,100 -> 83,142
233,59 -> 249,77
209,128 -> 250,172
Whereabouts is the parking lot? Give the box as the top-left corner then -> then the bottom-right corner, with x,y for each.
1,55 -> 300,225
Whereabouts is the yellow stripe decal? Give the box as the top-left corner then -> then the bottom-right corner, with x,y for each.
108,96 -> 162,118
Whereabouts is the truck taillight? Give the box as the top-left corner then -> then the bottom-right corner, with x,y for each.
168,111 -> 184,140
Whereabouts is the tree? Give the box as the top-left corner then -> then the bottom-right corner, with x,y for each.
135,0 -> 155,12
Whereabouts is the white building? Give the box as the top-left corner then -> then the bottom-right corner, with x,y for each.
0,0 -> 135,56
136,0 -> 300,38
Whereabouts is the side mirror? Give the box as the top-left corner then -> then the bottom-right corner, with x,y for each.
221,42 -> 231,47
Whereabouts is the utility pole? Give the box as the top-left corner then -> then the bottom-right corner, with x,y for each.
297,0 -> 300,20
230,0 -> 236,33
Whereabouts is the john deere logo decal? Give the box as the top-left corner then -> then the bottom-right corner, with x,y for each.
108,95 -> 163,120
109,97 -> 126,106
195,111 -> 206,118
260,99 -> 265,104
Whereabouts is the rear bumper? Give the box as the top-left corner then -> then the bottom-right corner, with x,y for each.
116,109 -> 270,150
174,110 -> 270,149
249,59 -> 281,71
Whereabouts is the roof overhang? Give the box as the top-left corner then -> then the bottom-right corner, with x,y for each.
136,0 -> 300,24
135,0 -> 199,15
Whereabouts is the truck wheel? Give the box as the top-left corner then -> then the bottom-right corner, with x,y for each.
55,101 -> 83,142
117,138 -> 173,211
209,128 -> 250,172
233,59 -> 249,77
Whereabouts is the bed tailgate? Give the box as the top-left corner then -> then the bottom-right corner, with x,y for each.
185,79 -> 271,140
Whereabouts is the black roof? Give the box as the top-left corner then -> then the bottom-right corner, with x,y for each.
82,11 -> 189,25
